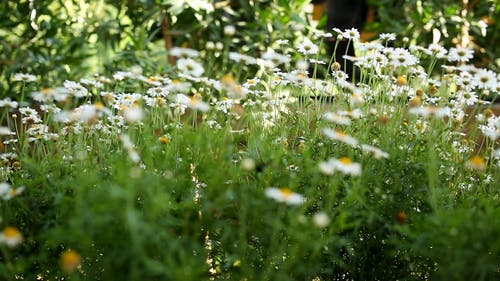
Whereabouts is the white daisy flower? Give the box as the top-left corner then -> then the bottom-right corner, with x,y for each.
479,115 -> 500,141
176,58 -> 204,77
169,47 -> 200,58
13,73 -> 36,82
322,128 -> 358,146
323,112 -> 351,125
297,39 -> 319,55
122,106 -> 144,122
424,43 -> 448,59
265,187 -> 305,205
473,68 -> 497,91
229,52 -> 258,65
379,33 -> 396,41
361,144 -> 389,159
408,106 -> 451,118
0,226 -> 23,248
342,28 -> 360,40
261,50 -> 291,67
448,47 -> 474,63
319,157 -> 361,176
64,80 -> 89,98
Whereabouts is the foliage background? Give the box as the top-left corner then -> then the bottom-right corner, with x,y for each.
2,0 -> 499,99
367,0 -> 499,70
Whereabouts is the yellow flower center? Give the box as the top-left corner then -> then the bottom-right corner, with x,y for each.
280,188 -> 293,198
190,96 -> 200,105
9,188 -> 20,197
396,76 -> 407,86
159,136 -> 170,144
221,74 -> 235,84
469,156 -> 485,167
335,130 -> 347,139
94,102 -> 105,109
41,88 -> 53,94
339,157 -> 352,165
61,250 -> 82,273
297,72 -> 307,79
3,226 -> 21,238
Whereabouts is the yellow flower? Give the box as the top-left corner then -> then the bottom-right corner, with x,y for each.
396,75 -> 407,86
159,135 -> 170,144
61,249 -> 82,273
466,156 -> 486,171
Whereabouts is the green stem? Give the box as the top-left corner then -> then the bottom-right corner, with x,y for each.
326,39 -> 340,77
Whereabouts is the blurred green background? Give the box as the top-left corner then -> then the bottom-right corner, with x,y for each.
1,0 -> 498,97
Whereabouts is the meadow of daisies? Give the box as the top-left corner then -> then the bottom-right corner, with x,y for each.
1,28 -> 499,280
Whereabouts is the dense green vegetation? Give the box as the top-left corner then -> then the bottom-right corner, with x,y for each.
1,1 -> 499,280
